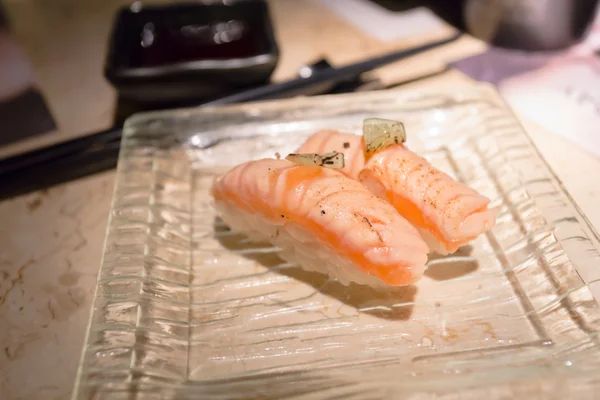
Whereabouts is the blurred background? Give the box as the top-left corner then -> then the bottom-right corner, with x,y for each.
0,0 -> 598,173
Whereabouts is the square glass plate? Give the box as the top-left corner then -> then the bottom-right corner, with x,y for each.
72,84 -> 600,399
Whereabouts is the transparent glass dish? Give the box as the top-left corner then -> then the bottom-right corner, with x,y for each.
72,84 -> 600,399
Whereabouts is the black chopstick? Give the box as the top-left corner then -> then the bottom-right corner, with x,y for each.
0,33 -> 461,199
204,32 -> 461,105
0,127 -> 122,176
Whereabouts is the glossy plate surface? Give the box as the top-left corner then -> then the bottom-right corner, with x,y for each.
72,84 -> 600,399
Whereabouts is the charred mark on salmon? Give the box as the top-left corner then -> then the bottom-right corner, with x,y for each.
354,213 -> 384,242
361,215 -> 373,228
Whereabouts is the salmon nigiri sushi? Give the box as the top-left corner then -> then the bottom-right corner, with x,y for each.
359,144 -> 496,255
211,158 -> 429,287
296,130 -> 364,179
297,123 -> 496,255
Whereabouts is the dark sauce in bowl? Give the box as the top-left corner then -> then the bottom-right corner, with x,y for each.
129,16 -> 270,68
111,2 -> 276,70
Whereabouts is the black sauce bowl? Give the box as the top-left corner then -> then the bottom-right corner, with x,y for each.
105,0 -> 279,104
